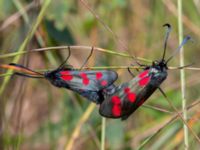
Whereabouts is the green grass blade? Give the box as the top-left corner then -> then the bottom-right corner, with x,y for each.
0,0 -> 51,96
177,0 -> 189,149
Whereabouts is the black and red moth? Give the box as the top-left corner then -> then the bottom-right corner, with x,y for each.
4,58 -> 118,104
99,24 -> 191,120
44,67 -> 117,104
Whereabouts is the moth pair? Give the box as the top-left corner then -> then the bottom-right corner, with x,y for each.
2,24 -> 191,120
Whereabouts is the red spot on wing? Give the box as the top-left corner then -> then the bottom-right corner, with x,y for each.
96,72 -> 103,80
127,93 -> 136,103
80,72 -> 90,85
124,87 -> 136,103
101,80 -> 107,86
111,96 -> 121,117
61,75 -> 73,81
60,71 -> 73,81
139,70 -> 149,78
139,76 -> 150,87
124,87 -> 130,93
111,96 -> 121,104
112,105 -> 121,117
83,78 -> 89,85
80,72 -> 87,78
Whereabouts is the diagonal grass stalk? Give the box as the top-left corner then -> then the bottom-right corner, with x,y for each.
0,0 -> 51,148
65,103 -> 96,150
0,0 -> 51,96
137,98 -> 200,149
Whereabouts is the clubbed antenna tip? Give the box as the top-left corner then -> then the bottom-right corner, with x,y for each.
161,23 -> 172,61
166,35 -> 192,63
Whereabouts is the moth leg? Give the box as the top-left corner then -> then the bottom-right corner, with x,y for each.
80,46 -> 94,70
158,87 -> 167,98
130,60 -> 147,73
58,46 -> 72,69
127,67 -> 135,77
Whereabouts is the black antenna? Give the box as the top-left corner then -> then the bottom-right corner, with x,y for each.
14,72 -> 44,78
58,46 -> 71,69
9,63 -> 44,76
162,23 -> 172,61
166,36 -> 191,63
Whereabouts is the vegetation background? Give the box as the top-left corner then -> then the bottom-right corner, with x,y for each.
0,0 -> 200,149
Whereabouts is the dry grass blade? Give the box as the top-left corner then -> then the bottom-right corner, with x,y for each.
79,0 -> 130,54
159,89 -> 200,143
173,111 -> 200,145
0,1 -> 35,31
177,0 -> 189,148
142,104 -> 173,114
0,0 -> 51,96
137,98 -> 200,149
0,46 -> 150,63
65,104 -> 96,150
168,67 -> 200,71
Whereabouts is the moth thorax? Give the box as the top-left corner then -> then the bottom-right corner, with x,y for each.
150,67 -> 167,87
151,68 -> 159,74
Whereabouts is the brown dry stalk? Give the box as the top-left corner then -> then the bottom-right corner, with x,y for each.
65,104 -> 96,150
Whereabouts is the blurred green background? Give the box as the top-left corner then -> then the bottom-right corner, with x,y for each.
0,0 -> 200,150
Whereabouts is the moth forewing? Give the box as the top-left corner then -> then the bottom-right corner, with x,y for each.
99,66 -> 168,119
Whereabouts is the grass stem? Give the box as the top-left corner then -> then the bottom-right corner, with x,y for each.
177,0 -> 189,149
101,118 -> 106,150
